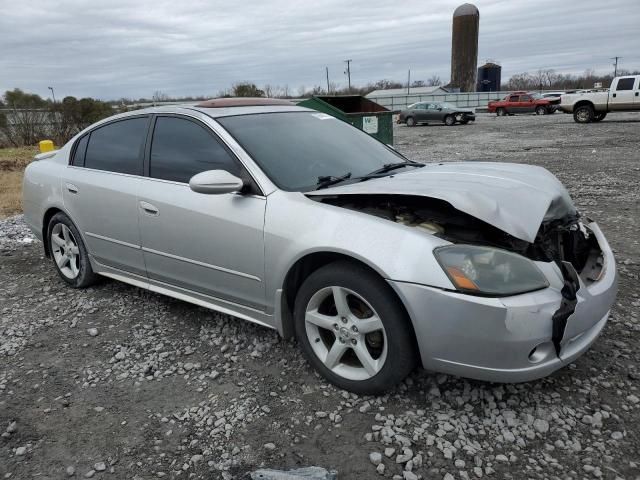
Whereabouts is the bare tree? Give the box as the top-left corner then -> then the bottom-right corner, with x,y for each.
152,91 -> 170,104
0,89 -> 50,147
265,85 -> 274,98
426,75 -> 442,86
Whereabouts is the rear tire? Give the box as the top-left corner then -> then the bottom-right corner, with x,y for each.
47,213 -> 99,288
592,112 -> 607,122
444,115 -> 456,126
535,106 -> 547,115
573,104 -> 594,123
294,261 -> 417,394
405,116 -> 416,127
496,108 -> 506,117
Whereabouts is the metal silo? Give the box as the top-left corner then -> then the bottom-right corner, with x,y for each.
477,61 -> 501,92
450,3 -> 479,92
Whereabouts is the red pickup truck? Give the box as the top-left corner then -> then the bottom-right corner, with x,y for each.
488,92 -> 558,116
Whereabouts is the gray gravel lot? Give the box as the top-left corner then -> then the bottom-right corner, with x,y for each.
1,112 -> 639,479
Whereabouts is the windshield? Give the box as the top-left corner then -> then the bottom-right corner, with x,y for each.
531,93 -> 542,99
217,112 -> 406,191
439,102 -> 458,109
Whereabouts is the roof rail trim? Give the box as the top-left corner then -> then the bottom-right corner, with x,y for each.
195,98 -> 295,108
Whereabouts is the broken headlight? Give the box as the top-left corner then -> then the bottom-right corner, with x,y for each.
434,245 -> 549,296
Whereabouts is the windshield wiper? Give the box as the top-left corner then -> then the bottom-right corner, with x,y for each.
359,161 -> 424,181
315,172 -> 352,190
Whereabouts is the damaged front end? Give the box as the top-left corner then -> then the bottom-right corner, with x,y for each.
313,194 -> 601,274
312,193 -> 608,357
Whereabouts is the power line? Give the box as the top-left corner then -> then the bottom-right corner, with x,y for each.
326,66 -> 330,94
344,59 -> 352,92
610,56 -> 622,77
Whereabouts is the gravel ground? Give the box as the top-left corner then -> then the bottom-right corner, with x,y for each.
1,112 -> 639,480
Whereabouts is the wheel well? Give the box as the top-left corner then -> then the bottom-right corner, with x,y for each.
42,207 -> 63,257
574,100 -> 594,111
278,252 -> 420,362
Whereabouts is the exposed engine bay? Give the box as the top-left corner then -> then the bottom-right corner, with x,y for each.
315,194 -> 604,283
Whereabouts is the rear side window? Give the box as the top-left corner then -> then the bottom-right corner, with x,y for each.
84,117 -> 147,175
616,78 -> 635,90
509,96 -> 520,102
149,116 -> 241,183
72,135 -> 89,166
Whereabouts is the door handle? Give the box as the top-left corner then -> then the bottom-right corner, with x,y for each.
636,92 -> 639,96
139,201 -> 159,216
612,93 -> 616,98
66,183 -> 78,194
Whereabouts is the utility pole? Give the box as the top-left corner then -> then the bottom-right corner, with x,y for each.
326,67 -> 330,94
407,69 -> 411,94
611,56 -> 621,77
344,59 -> 352,92
48,86 -> 56,103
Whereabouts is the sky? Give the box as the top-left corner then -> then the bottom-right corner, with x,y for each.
1,0 -> 639,100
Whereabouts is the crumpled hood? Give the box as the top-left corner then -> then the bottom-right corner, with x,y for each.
307,162 -> 577,243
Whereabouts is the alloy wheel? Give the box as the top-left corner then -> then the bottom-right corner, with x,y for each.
576,108 -> 591,123
304,286 -> 387,381
51,223 -> 80,279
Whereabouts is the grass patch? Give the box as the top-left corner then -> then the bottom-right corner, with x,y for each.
0,146 -> 38,218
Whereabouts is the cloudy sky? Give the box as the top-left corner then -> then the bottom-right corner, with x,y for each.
1,0 -> 638,100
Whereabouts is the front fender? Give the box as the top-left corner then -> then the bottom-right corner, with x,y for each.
263,191 -> 455,306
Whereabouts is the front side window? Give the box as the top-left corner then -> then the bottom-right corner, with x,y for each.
509,95 -> 520,102
84,117 -> 147,175
616,78 -> 635,90
150,116 -> 241,183
520,95 -> 532,102
217,111 -> 405,192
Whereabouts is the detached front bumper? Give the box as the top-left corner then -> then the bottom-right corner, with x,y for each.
390,222 -> 617,383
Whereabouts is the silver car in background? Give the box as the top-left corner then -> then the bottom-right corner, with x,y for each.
398,101 -> 476,127
22,99 -> 617,394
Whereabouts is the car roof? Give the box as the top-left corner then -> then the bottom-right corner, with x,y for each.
123,103 -> 310,119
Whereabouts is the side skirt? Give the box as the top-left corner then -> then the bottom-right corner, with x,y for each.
91,259 -> 276,332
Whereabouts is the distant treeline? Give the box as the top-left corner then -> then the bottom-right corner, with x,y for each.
0,89 -> 117,147
502,68 -> 640,91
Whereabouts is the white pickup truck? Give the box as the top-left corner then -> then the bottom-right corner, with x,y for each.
559,75 -> 640,123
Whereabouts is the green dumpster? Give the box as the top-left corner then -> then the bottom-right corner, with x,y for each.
297,95 -> 395,145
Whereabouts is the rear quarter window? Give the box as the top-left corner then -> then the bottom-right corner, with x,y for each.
84,117 -> 148,175
71,135 -> 89,166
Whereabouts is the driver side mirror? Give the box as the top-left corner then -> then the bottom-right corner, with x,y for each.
189,170 -> 245,195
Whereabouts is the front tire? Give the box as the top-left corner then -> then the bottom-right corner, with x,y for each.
444,115 -> 456,126
405,116 -> 416,127
496,108 -> 506,117
47,213 -> 99,288
573,104 -> 594,123
294,261 -> 417,394
535,105 -> 547,115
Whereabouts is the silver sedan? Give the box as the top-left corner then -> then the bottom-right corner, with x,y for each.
22,99 -> 617,394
